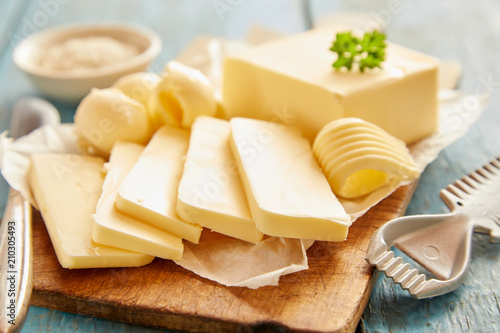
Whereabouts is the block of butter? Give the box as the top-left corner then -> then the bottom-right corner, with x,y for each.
223,26 -> 439,144
177,116 -> 264,244
92,142 -> 184,260
29,153 -> 153,269
229,117 -> 351,241
116,126 -> 203,244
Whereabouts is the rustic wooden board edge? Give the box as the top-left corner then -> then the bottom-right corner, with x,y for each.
31,285 -> 315,333
31,290 -> 241,333
340,181 -> 418,333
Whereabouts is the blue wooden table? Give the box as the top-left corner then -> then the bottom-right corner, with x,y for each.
0,0 -> 499,332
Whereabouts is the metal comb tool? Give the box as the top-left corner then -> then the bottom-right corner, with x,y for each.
366,157 -> 500,299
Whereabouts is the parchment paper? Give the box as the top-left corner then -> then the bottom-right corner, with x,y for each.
0,29 -> 487,288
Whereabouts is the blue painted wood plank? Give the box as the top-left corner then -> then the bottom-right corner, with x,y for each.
23,306 -> 174,333
2,0 -> 499,331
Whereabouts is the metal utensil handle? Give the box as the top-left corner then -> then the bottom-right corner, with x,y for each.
0,189 -> 33,332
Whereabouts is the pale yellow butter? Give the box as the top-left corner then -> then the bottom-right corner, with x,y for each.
313,118 -> 420,199
116,126 -> 203,244
92,142 -> 184,260
147,61 -> 218,129
223,27 -> 439,144
74,88 -> 151,157
29,153 -> 153,269
112,72 -> 160,108
229,117 -> 351,241
177,116 -> 264,244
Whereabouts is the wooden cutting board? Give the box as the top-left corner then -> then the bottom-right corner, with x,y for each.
30,182 -> 416,333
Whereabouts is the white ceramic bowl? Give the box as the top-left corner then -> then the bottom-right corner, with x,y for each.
13,22 -> 162,104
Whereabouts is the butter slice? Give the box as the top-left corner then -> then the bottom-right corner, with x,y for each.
116,126 -> 202,243
223,26 -> 439,144
177,116 -> 263,244
229,118 -> 351,241
29,154 -> 153,269
92,142 -> 183,260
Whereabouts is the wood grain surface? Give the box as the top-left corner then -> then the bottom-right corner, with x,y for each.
0,1 -> 499,332
30,183 -> 416,333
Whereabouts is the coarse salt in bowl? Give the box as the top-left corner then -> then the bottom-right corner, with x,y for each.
13,22 -> 162,104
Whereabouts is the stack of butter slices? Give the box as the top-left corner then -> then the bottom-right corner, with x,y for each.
28,26 -> 433,270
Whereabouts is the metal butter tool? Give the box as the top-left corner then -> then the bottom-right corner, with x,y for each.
366,157 -> 500,299
0,97 -> 60,332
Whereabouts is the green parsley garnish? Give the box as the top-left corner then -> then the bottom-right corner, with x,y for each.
330,30 -> 386,72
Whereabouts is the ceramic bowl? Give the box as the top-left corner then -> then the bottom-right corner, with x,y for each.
13,22 -> 162,104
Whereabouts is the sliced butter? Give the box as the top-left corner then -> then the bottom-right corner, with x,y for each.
92,141 -> 183,260
313,118 -> 420,199
116,126 -> 203,244
29,153 -> 153,269
229,117 -> 351,241
177,116 -> 263,244
222,26 -> 439,144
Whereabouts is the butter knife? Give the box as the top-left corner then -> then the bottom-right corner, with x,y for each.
0,98 -> 60,332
